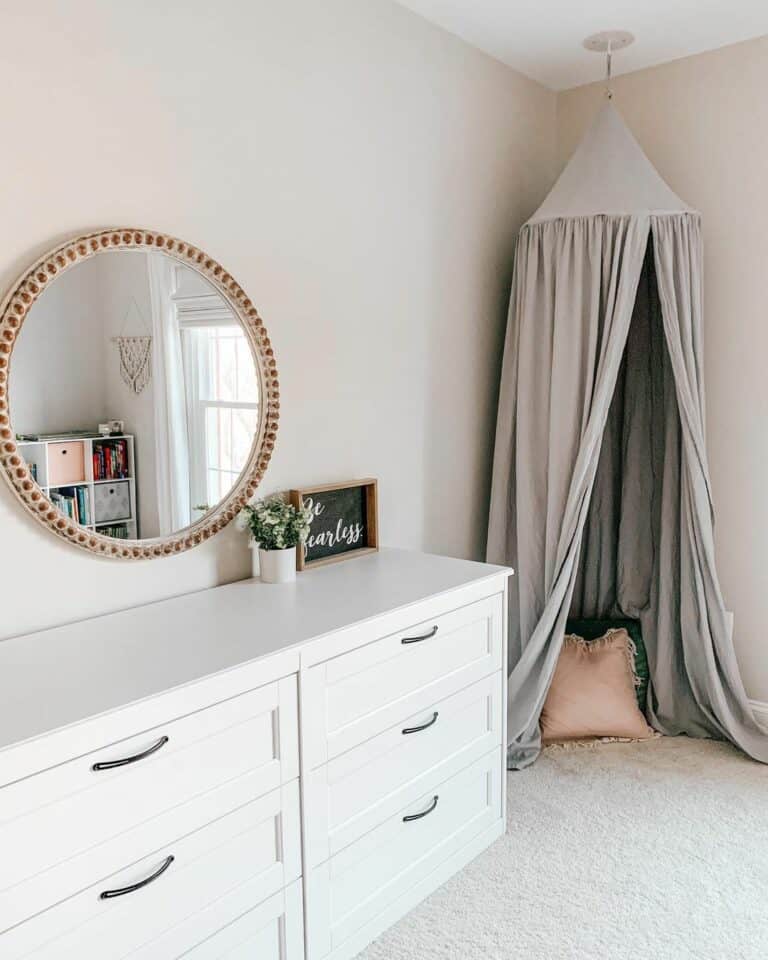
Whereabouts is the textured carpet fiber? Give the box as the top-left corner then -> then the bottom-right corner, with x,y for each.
358,738 -> 768,960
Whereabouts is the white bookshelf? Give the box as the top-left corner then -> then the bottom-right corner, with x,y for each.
17,434 -> 138,539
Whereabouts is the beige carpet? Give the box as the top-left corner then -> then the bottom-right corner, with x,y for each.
358,737 -> 768,960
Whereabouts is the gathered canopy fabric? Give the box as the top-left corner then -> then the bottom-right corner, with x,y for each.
488,105 -> 768,769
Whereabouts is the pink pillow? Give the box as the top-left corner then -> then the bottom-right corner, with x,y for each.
541,628 -> 656,743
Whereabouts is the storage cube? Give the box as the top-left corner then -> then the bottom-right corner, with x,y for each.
48,441 -> 86,485
94,480 -> 131,523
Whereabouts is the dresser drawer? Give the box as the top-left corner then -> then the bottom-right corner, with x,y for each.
1,784 -> 302,959
1,773 -> 301,935
180,880 -> 304,960
0,676 -> 298,919
302,594 -> 503,767
307,747 -> 502,959
305,672 -> 503,867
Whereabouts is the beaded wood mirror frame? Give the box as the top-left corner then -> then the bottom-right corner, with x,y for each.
0,228 -> 279,559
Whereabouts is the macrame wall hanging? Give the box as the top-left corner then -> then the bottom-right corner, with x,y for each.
113,297 -> 152,394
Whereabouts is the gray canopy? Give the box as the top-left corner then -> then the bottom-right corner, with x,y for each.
488,103 -> 767,769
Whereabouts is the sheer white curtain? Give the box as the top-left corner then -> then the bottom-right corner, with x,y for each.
147,253 -> 191,536
179,326 -> 208,515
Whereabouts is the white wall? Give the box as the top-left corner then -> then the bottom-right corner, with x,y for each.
557,36 -> 768,700
11,251 -> 161,538
10,257 -> 109,436
0,0 -> 555,639
98,252 -> 160,539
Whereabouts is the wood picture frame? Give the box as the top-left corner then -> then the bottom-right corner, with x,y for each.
289,478 -> 378,571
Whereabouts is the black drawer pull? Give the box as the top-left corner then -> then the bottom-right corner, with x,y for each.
92,735 -> 169,771
402,711 -> 439,736
401,625 -> 438,645
403,795 -> 439,822
100,855 -> 174,900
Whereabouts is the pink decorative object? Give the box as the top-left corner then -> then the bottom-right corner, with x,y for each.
541,628 -> 656,743
47,441 -> 85,486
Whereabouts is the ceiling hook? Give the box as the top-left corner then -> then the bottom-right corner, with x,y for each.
582,31 -> 635,101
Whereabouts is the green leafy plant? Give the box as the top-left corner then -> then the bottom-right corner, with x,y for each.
236,495 -> 313,551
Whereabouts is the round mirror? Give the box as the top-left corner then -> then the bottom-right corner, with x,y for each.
0,230 -> 279,558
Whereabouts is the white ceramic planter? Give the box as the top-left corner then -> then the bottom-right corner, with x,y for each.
255,545 -> 297,584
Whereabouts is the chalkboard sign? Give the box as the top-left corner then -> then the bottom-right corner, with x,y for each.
290,479 -> 378,570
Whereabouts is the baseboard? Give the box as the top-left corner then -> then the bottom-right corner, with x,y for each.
749,699 -> 768,731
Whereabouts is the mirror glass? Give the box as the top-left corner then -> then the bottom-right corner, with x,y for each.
9,250 -> 261,541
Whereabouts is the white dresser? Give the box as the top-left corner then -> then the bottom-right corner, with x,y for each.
0,549 -> 510,960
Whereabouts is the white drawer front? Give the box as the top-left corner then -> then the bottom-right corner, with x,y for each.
1,783 -> 302,960
179,880 -> 304,960
0,676 -> 298,926
303,595 -> 503,767
305,672 -> 503,867
1,775 -> 301,937
307,747 -> 502,959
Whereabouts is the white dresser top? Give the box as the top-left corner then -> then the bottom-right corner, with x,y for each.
0,549 -> 509,753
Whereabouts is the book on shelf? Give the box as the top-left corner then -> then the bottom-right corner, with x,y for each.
92,438 -> 129,481
100,523 -> 130,540
50,486 -> 91,525
76,486 -> 91,525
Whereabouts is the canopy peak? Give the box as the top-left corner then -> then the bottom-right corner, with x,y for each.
528,103 -> 694,224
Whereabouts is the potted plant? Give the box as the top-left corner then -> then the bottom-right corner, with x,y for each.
236,495 -> 313,583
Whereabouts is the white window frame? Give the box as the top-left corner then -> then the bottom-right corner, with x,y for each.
173,291 -> 259,515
